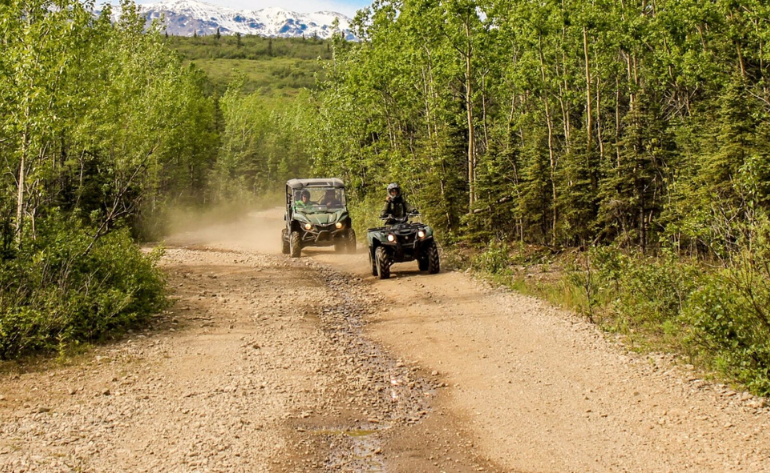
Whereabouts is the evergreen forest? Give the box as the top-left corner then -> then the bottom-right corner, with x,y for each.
3,0 -> 770,394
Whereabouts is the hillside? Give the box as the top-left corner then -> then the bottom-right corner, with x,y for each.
166,35 -> 331,95
108,0 -> 355,39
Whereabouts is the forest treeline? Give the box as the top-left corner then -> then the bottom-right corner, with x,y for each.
308,0 -> 770,253
0,0 -> 217,357
293,0 -> 770,392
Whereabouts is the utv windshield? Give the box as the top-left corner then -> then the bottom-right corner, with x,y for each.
293,187 -> 347,213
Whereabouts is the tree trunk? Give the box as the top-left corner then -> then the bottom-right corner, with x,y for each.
538,39 -> 558,245
16,122 -> 29,248
464,26 -> 476,211
583,26 -> 593,156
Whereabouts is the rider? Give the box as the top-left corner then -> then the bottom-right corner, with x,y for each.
294,189 -> 312,211
380,182 -> 411,223
318,189 -> 341,208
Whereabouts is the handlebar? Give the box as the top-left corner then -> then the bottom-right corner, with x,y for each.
380,215 -> 412,223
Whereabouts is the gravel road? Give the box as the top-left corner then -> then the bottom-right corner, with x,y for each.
1,208 -> 769,472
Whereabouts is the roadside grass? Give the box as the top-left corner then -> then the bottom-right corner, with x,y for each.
466,241 -> 770,396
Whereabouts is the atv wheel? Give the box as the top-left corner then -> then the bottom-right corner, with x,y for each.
427,242 -> 440,274
346,229 -> 357,254
281,229 -> 290,254
369,249 -> 378,276
375,246 -> 391,279
289,231 -> 302,258
418,255 -> 429,271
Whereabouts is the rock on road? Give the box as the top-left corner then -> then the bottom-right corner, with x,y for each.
1,208 -> 769,472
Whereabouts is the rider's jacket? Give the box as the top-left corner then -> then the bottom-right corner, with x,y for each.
381,195 -> 410,219
294,200 -> 312,211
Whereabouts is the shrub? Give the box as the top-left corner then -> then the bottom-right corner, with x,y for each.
682,251 -> 770,394
0,216 -> 167,359
473,240 -> 512,275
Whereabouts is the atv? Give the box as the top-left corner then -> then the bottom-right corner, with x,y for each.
366,210 -> 440,279
281,178 -> 356,258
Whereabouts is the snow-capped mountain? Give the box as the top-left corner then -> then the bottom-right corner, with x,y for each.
107,0 -> 355,39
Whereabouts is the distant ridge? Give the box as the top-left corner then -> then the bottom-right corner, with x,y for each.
105,0 -> 355,39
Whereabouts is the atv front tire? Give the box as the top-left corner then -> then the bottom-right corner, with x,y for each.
281,229 -> 290,254
375,246 -> 391,279
427,242 -> 440,274
290,231 -> 302,258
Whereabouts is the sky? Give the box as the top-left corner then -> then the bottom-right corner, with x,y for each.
133,0 -> 371,16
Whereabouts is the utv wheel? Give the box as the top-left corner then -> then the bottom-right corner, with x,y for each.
281,229 -> 290,254
346,229 -> 357,254
369,249 -> 378,276
427,242 -> 440,274
290,231 -> 302,258
375,246 -> 391,279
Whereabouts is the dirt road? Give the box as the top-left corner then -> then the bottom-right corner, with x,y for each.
1,208 -> 770,472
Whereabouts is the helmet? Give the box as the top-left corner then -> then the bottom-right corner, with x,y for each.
387,183 -> 400,196
300,190 -> 310,200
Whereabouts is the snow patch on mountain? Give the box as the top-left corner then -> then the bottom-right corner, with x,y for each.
105,0 -> 355,39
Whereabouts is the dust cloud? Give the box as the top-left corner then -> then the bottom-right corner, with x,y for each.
164,206 -> 289,254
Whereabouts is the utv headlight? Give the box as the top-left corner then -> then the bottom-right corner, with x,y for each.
417,230 -> 426,239
335,222 -> 344,229
387,233 -> 396,242
304,223 -> 313,230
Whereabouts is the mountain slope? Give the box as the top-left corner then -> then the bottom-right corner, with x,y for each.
108,0 -> 355,39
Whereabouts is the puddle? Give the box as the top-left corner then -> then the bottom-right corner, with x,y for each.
313,429 -> 379,437
323,429 -> 386,472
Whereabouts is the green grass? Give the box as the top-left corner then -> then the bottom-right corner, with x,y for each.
167,35 -> 332,96
188,57 -> 324,96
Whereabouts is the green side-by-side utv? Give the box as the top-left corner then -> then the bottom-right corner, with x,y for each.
281,178 -> 356,257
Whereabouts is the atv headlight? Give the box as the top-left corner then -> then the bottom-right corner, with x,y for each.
335,222 -> 343,229
417,230 -> 426,239
387,233 -> 396,242
304,223 -> 313,231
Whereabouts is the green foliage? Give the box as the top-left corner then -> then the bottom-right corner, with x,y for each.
473,240 -> 512,275
167,34 -> 331,61
165,35 -> 331,95
0,0 -> 220,357
0,215 -> 167,359
211,87 -> 313,203
683,263 -> 770,394
681,218 -> 770,394
300,0 -> 770,252
475,234 -> 770,394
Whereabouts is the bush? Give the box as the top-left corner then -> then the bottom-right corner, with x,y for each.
473,240 -> 512,275
682,251 -> 770,394
569,244 -> 770,395
0,216 -> 168,359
